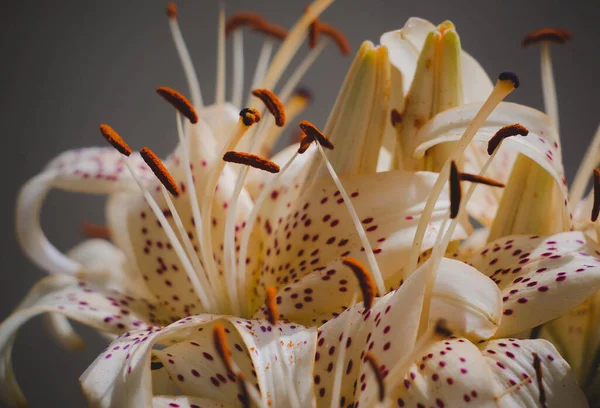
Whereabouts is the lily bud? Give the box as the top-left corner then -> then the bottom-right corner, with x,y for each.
488,154 -> 570,241
306,41 -> 391,179
393,21 -> 463,171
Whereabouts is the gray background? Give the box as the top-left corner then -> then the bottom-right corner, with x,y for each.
1,0 -> 597,406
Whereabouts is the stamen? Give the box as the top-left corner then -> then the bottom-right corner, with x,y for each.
247,40 -> 275,106
298,132 -> 312,154
390,108 -> 402,127
225,12 -> 265,36
231,30 -> 244,108
570,125 -> 600,205
308,20 -> 319,48
216,8 -> 226,107
156,87 -> 199,124
240,108 -> 262,126
449,161 -> 461,219
166,5 -> 203,108
99,124 -> 132,156
223,151 -> 280,173
316,140 -> 387,296
532,352 -> 548,408
522,28 -> 572,47
364,352 -> 385,402
592,168 -> 600,222
458,173 -> 505,188
253,21 -> 288,41
213,323 -> 234,375
317,22 -> 350,55
80,222 -> 110,239
487,123 -> 529,155
299,120 -> 334,149
406,72 -> 519,275
251,89 -> 286,127
265,286 -> 279,326
139,147 -> 180,197
342,258 -> 376,310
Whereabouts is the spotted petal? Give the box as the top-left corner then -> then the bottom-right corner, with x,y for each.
414,101 -> 566,226
468,231 -> 600,337
480,338 -> 588,407
250,169 -> 468,311
0,274 -> 164,407
152,395 -> 228,408
311,257 -> 502,407
80,315 -> 316,408
16,148 -> 152,275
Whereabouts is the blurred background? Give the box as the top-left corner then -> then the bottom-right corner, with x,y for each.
0,0 -> 598,406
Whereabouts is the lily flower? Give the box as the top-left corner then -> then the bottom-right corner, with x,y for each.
1,2 -> 469,406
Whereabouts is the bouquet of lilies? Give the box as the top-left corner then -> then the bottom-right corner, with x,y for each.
2,1 -> 599,407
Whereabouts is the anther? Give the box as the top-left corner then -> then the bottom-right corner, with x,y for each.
297,132 -> 313,154
522,28 -> 572,47
223,151 -> 280,174
449,161 -> 461,219
139,147 -> 180,197
364,352 -> 385,402
308,20 -> 319,49
294,87 -> 313,103
298,120 -> 334,150
532,353 -> 547,408
342,257 -> 376,311
390,108 -> 402,127
498,72 -> 520,89
156,86 -> 199,124
434,319 -> 452,338
487,124 -> 529,155
253,21 -> 288,41
81,222 -> 110,239
213,323 -> 234,375
251,88 -> 286,127
592,168 -> 600,222
318,22 -> 351,55
225,12 -> 265,36
99,124 -> 132,156
265,286 -> 279,325
166,2 -> 177,19
239,108 -> 262,126
458,173 -> 505,188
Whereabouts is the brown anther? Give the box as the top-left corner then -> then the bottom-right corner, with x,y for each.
225,12 -> 265,36
156,86 -> 198,124
140,147 -> 180,197
297,132 -> 313,154
522,28 -> 572,47
449,161 -> 461,219
318,22 -> 351,55
251,89 -> 286,127
342,258 -> 376,311
99,124 -> 132,157
434,319 -> 452,338
299,120 -> 334,150
253,21 -> 288,41
166,2 -> 177,18
592,169 -> 600,222
239,108 -> 262,127
293,87 -> 313,103
532,353 -> 547,408
364,352 -> 385,402
487,123 -> 529,155
498,72 -> 520,89
265,286 -> 279,325
81,222 -> 111,239
223,151 -> 280,174
458,173 -> 505,188
308,20 -> 320,49
213,323 -> 234,375
390,109 -> 402,127
236,372 -> 251,408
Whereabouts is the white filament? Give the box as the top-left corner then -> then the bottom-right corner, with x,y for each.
122,160 -> 212,311
278,40 -> 327,103
540,42 -> 559,132
570,124 -> 600,205
246,40 -> 275,106
232,30 -> 245,108
168,17 -> 203,108
316,143 -> 387,296
216,8 -> 226,107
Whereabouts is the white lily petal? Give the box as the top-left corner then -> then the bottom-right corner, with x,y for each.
80,315 -> 316,408
250,170 -> 467,311
197,102 -> 239,149
0,274 -> 163,406
153,395 -> 229,408
468,231 -> 600,337
415,101 -> 566,226
480,338 -> 588,407
16,148 -> 151,276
